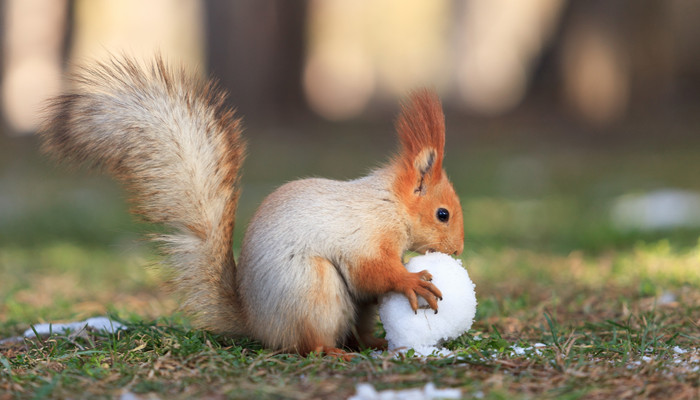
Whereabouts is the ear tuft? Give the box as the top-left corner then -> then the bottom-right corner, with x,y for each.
392,89 -> 445,196
395,89 -> 445,176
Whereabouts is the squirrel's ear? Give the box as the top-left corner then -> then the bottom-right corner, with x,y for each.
394,89 -> 445,195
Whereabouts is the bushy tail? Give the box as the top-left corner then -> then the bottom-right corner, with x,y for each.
39,56 -> 247,335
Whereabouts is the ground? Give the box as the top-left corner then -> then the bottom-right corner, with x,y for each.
0,123 -> 698,399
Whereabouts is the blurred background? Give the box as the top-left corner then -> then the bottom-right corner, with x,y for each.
1,0 -> 699,327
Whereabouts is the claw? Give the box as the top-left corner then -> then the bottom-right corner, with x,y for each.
423,280 -> 443,301
399,271 -> 443,314
405,289 -> 419,312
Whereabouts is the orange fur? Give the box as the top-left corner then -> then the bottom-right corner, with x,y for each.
349,240 -> 402,294
350,239 -> 443,313
394,89 -> 445,187
310,256 -> 331,306
296,319 -> 323,354
389,90 -> 464,256
295,319 -> 352,360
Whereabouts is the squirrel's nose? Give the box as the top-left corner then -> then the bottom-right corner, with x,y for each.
453,241 -> 464,256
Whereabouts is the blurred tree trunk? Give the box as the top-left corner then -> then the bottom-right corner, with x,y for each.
1,0 -> 68,134
552,0 -> 700,125
205,0 -> 308,121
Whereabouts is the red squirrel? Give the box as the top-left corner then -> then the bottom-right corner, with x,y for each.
39,56 -> 464,358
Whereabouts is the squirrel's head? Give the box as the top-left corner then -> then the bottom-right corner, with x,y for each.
391,89 -> 464,256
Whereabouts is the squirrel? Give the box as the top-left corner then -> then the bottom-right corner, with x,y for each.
39,56 -> 464,358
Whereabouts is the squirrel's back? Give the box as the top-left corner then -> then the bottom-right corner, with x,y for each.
40,57 -> 247,335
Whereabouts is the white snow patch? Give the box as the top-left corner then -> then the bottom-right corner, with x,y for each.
348,382 -> 461,400
23,317 -> 125,337
610,189 -> 700,231
392,345 -> 453,358
508,344 -> 546,357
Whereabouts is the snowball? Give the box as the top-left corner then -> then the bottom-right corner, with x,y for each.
379,252 -> 477,354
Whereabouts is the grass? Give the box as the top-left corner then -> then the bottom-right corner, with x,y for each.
1,131 -> 699,399
1,271 -> 697,399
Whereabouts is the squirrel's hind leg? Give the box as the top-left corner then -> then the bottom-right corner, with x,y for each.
288,257 -> 356,358
344,300 -> 388,351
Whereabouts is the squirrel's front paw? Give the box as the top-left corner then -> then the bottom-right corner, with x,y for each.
398,270 -> 443,314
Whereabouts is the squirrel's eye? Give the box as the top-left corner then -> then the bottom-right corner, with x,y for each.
436,208 -> 450,223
